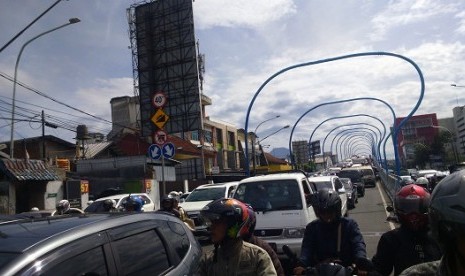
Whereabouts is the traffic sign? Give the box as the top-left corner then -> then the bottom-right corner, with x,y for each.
148,144 -> 161,160
162,142 -> 176,159
152,91 -> 167,108
151,109 -> 169,129
153,130 -> 168,145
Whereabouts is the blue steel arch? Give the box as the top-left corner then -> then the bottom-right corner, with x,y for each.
244,52 -> 424,177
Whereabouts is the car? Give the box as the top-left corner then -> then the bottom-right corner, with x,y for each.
338,168 -> 365,197
179,192 -> 191,203
180,181 -> 239,235
232,172 -> 317,258
85,193 -> 155,212
358,165 -> 376,187
340,177 -> 357,209
307,175 -> 348,217
0,212 -> 202,275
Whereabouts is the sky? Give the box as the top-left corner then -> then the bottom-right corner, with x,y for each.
1,0 -> 465,159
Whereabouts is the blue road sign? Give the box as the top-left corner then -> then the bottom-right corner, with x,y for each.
148,144 -> 161,160
162,142 -> 176,159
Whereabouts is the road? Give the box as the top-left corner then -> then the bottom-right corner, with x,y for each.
200,180 -> 397,273
350,181 -> 395,258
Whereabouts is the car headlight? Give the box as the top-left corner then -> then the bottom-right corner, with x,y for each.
283,228 -> 306,238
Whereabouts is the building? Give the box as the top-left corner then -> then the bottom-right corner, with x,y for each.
452,106 -> 465,160
292,140 -> 310,168
395,113 -> 439,165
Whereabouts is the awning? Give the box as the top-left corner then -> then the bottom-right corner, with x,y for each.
0,159 -> 59,181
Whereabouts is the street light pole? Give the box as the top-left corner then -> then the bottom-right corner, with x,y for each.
9,18 -> 80,158
254,124 -> 290,172
252,115 -> 280,174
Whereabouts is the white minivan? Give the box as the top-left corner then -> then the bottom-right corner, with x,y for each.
232,172 -> 317,257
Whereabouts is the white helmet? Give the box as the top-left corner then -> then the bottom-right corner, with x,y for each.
168,191 -> 181,202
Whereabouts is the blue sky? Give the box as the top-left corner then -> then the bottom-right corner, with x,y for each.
1,0 -> 465,158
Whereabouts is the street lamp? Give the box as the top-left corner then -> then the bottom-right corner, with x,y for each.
9,18 -> 80,158
252,115 -> 280,173
451,83 -> 465,106
254,124 -> 290,171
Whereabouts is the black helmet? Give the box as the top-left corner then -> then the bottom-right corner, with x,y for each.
311,188 -> 342,220
429,170 -> 465,247
200,198 -> 252,239
241,204 -> 257,240
103,199 -> 116,211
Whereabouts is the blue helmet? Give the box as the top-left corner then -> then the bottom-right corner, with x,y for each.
123,196 -> 144,212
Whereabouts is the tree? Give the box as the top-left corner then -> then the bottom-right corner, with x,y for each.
413,144 -> 431,169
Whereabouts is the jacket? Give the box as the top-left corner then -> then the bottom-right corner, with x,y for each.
400,257 -> 452,276
247,235 -> 285,276
300,217 -> 367,268
198,238 -> 277,276
372,227 -> 442,276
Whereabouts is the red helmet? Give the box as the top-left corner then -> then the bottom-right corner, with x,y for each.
395,184 -> 431,231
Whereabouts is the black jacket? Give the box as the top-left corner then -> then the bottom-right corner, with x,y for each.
372,226 -> 442,276
300,217 -> 367,268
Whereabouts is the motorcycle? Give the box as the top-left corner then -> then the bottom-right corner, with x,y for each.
282,245 -> 378,276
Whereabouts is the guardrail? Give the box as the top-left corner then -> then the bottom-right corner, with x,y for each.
377,167 -> 400,204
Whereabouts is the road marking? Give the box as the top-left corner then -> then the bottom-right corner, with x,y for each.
377,181 -> 395,230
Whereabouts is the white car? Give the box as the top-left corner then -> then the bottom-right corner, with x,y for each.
180,182 -> 239,234
232,172 -> 317,258
85,193 -> 155,212
307,175 -> 348,217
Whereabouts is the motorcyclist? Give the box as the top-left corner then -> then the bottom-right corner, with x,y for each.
414,177 -> 430,191
372,184 -> 441,276
197,198 -> 277,276
159,195 -> 181,217
168,191 -> 195,230
294,188 -> 368,275
103,199 -> 117,212
122,196 -> 144,212
242,204 -> 285,276
400,170 -> 465,275
53,199 -> 84,215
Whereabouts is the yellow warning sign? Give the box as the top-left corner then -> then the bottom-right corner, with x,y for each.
151,109 -> 169,129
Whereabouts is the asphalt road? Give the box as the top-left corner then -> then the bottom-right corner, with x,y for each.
200,180 -> 397,274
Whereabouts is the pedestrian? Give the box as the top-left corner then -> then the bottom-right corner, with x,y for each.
400,170 -> 465,275
372,184 -> 442,276
197,198 -> 277,276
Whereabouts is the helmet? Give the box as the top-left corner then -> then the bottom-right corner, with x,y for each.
123,196 -> 144,212
241,204 -> 257,240
200,198 -> 252,239
394,184 -> 430,231
311,188 -> 342,220
168,191 -> 181,202
103,199 -> 116,211
415,177 -> 429,188
30,207 -> 39,211
56,200 -> 70,214
429,170 -> 465,247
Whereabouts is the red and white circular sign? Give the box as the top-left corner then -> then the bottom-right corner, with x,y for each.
152,91 -> 167,108
152,130 -> 168,145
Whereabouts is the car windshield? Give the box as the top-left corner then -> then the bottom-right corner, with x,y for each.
340,179 -> 352,190
84,201 -> 107,212
233,180 -> 302,212
185,187 -> 226,202
338,170 -> 362,182
312,181 -> 333,190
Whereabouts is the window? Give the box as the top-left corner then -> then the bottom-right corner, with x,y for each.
157,221 -> 190,262
41,247 -> 108,276
204,130 -> 212,143
113,230 -> 169,275
216,129 -> 223,144
228,131 -> 235,147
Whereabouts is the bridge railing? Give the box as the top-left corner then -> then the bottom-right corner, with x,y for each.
377,167 -> 400,204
